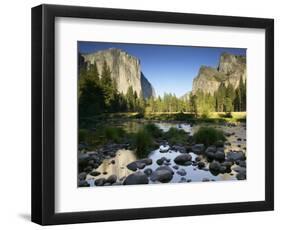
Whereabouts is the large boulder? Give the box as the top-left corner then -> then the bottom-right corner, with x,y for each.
214,150 -> 225,162
123,172 -> 149,185
151,166 -> 174,183
127,158 -> 153,171
78,172 -> 87,181
127,161 -> 145,171
94,178 -> 106,186
174,154 -> 192,165
192,144 -> 205,154
226,151 -> 246,162
159,145 -> 170,153
209,161 -> 221,175
106,175 -> 117,184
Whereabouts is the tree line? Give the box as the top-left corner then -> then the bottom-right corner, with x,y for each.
79,61 -> 246,117
189,76 -> 246,116
79,61 -> 145,117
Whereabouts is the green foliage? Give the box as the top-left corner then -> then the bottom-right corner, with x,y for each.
143,123 -> 163,138
193,127 -> 226,146
134,128 -> 153,158
164,127 -> 187,145
104,127 -> 125,143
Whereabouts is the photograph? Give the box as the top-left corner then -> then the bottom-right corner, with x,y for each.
77,42 -> 247,187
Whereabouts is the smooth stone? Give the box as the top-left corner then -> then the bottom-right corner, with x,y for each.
139,158 -> 153,165
106,175 -> 117,184
192,144 -> 205,154
78,180 -> 90,187
233,166 -> 247,174
95,178 -> 106,186
156,158 -> 164,165
150,166 -> 174,183
174,153 -> 192,165
236,173 -> 246,180
172,165 -> 179,170
202,178 -> 210,182
195,156 -> 202,162
227,151 -> 245,162
209,161 -> 221,174
197,161 -> 205,169
144,168 -> 153,176
238,160 -> 247,168
127,161 -> 146,171
123,172 -> 149,185
159,145 -> 170,153
214,150 -> 225,161
179,177 -> 187,183
78,172 -> 87,181
176,168 -> 187,176
89,171 -> 101,177
205,145 -> 216,153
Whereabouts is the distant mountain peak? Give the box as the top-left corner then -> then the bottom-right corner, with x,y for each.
192,52 -> 246,95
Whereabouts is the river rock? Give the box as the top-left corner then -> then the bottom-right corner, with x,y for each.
123,172 -> 149,185
151,166 -> 174,183
226,151 -> 245,162
237,160 -> 246,168
95,178 -> 106,186
209,161 -> 221,174
171,145 -> 186,153
197,161 -> 205,169
192,144 -> 205,154
214,150 -> 225,161
159,145 -> 170,153
144,168 -> 153,176
205,145 -> 216,153
139,158 -> 153,165
106,175 -> 117,184
195,156 -> 202,162
176,168 -> 187,176
126,161 -> 145,171
236,173 -> 246,180
156,158 -> 164,165
221,161 -> 233,169
89,171 -> 101,177
78,180 -> 90,187
174,153 -> 192,165
233,166 -> 246,174
78,172 -> 87,181
172,165 -> 179,170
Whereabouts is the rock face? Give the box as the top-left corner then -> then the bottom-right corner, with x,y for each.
81,48 -> 155,98
192,53 -> 246,95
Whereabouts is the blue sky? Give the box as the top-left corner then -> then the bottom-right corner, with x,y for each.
78,41 -> 246,97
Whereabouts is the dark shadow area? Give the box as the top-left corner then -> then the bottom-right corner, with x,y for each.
18,213 -> 31,222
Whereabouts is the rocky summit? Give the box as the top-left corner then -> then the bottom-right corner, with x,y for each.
81,48 -> 155,99
192,53 -> 246,95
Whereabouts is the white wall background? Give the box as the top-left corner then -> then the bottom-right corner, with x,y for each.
0,0 -> 279,229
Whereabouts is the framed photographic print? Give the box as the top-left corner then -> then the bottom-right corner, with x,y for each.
31,4 -> 274,225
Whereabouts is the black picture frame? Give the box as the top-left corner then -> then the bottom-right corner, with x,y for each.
31,4 -> 274,225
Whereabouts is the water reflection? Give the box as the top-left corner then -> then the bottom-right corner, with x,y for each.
86,149 -> 136,185
86,121 -> 245,186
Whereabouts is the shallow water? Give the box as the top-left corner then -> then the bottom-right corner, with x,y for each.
85,121 -> 245,186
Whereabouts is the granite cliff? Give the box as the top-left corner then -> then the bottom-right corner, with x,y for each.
81,48 -> 155,99
192,53 -> 246,95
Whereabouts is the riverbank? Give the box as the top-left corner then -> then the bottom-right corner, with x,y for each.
78,119 -> 247,187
